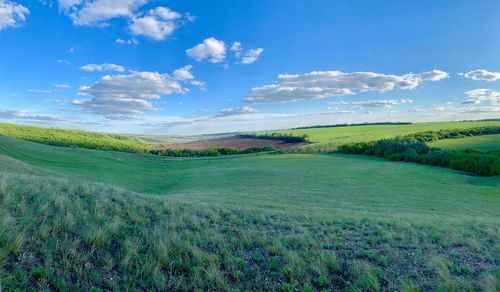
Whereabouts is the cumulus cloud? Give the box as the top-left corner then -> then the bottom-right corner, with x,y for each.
461,88 -> 500,105
0,108 -> 64,122
0,0 -> 29,31
460,69 -> 500,81
80,63 -> 125,72
216,106 -> 257,117
230,41 -> 263,64
339,99 -> 413,109
129,7 -> 191,40
245,70 -> 448,103
59,0 -> 148,26
186,37 -> 226,63
72,71 -> 185,120
173,65 -> 194,81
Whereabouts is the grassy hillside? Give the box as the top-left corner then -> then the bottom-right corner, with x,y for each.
430,134 -> 500,151
0,123 -> 151,153
0,133 -> 499,290
273,121 -> 500,150
0,136 -> 498,215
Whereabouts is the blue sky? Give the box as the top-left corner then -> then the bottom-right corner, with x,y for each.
0,0 -> 499,134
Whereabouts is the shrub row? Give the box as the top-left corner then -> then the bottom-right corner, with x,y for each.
239,133 -> 310,142
150,146 -> 276,157
338,138 -> 500,176
403,126 -> 500,143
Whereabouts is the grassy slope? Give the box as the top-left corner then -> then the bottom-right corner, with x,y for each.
0,136 -> 499,290
273,121 -> 500,150
430,134 -> 500,151
0,136 -> 498,219
0,123 -> 151,153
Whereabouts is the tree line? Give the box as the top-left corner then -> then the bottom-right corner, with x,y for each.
337,127 -> 500,176
402,126 -> 500,143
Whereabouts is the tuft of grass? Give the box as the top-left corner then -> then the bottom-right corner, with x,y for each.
351,261 -> 381,292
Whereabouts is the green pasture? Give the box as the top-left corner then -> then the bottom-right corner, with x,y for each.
430,133 -> 500,151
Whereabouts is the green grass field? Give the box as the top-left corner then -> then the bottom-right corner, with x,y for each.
0,135 -> 499,290
0,123 -> 151,153
272,121 -> 500,151
430,134 -> 500,151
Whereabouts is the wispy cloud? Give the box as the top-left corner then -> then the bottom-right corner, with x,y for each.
80,63 -> 125,72
0,108 -> 64,122
338,99 -> 413,109
216,106 -> 257,117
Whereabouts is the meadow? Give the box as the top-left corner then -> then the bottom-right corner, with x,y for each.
0,132 -> 499,290
0,123 -> 150,153
430,134 -> 500,151
273,121 -> 500,151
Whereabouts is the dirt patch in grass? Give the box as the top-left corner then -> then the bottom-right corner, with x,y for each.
164,136 -> 309,150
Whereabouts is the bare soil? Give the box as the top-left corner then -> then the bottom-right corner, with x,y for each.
164,136 -> 308,150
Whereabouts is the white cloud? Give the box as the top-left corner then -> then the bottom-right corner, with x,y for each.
186,37 -> 226,63
58,0 -> 82,10
129,7 -> 190,41
339,99 -> 413,109
230,41 -> 242,55
59,0 -> 148,26
230,41 -> 263,64
57,59 -> 71,64
190,80 -> 205,88
28,89 -> 52,94
460,69 -> 500,81
216,106 -> 257,117
460,88 -> 500,105
72,71 -> 185,120
241,48 -> 264,64
0,0 -> 29,31
0,108 -> 64,122
80,63 -> 125,72
245,70 -> 448,103
173,65 -> 194,81
407,107 -> 450,113
459,107 -> 500,114
54,83 -> 71,89
115,38 -> 138,45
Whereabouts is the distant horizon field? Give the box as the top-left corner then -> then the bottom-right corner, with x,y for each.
430,133 -> 500,151
270,121 -> 500,149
